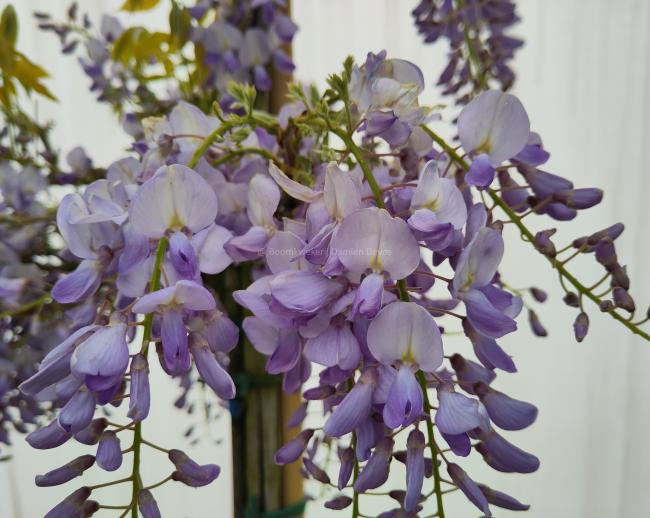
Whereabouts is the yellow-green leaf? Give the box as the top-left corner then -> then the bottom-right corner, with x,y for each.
119,0 -> 161,12
1,5 -> 18,47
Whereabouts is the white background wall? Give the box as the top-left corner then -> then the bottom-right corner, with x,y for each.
1,1 -> 649,517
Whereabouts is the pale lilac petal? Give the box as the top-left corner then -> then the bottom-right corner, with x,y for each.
268,162 -> 321,202
475,383 -> 537,431
193,224 -> 233,274
464,289 -> 517,338
56,194 -> 97,259
173,280 -> 215,311
453,227 -> 504,293
458,90 -> 530,164
58,389 -> 95,433
52,259 -> 102,304
242,316 -> 280,355
129,164 -> 218,238
161,308 -> 190,373
352,273 -> 385,318
270,270 -> 345,315
304,324 -> 361,370
410,161 -> 467,228
265,231 -> 308,273
71,324 -> 128,378
324,162 -> 362,220
466,153 -> 496,187
190,337 -> 235,399
441,432 -> 471,457
132,285 -> 177,314
247,174 -> 280,227
266,330 -> 300,374
224,226 -> 270,262
367,301 -> 443,371
447,463 -> 492,516
323,371 -> 375,437
435,388 -> 485,435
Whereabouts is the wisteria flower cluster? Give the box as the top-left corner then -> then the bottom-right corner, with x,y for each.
1,2 -> 648,518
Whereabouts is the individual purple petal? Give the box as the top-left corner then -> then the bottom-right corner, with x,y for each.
476,429 -> 540,473
447,463 -> 492,516
458,90 -> 529,164
333,207 -> 420,280
169,231 -> 199,280
304,323 -> 361,371
196,310 -> 240,354
247,174 -> 281,228
441,432 -> 471,457
478,485 -> 530,511
270,270 -> 346,315
44,487 -> 92,518
466,153 -> 496,187
355,417 -> 381,462
36,455 -> 95,487
405,429 -> 425,512
138,489 -> 162,518
367,301 -> 443,371
265,230 -> 309,273
324,496 -> 353,510
354,437 -> 394,492
225,226 -> 271,261
474,382 -> 537,431
553,188 -> 603,209
190,335 -> 235,399
449,354 -> 496,393
464,289 -> 517,338
58,389 -> 95,433
128,354 -> 150,422
435,387 -> 486,435
96,430 -> 122,471
242,316 -> 280,356
453,227 -> 504,293
71,324 -> 129,379
129,164 -> 218,238
303,458 -> 331,484
266,329 -> 300,374
323,369 -> 376,437
52,259 -> 102,304
26,419 -> 71,449
463,321 -> 517,373
169,449 -> 220,487
74,418 -> 108,446
160,308 -> 191,374
338,447 -> 354,489
19,350 -> 72,396
351,273 -> 385,318
383,366 -> 423,429
274,429 -> 314,465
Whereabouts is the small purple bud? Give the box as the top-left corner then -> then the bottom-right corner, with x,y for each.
128,353 -> 150,422
474,382 -> 537,431
274,429 -> 314,465
74,418 -> 108,445
552,188 -> 603,209
573,312 -> 589,342
44,487 -> 92,518
611,265 -> 630,290
36,455 -> 95,487
324,496 -> 353,510
478,484 -> 530,511
529,287 -> 547,303
600,300 -> 615,312
613,287 -> 635,313
447,463 -> 491,516
26,419 -> 71,449
303,458 -> 331,484
96,430 -> 122,471
587,223 -> 624,245
58,389 -> 96,434
303,385 -> 336,400
404,430 -> 425,512
338,447 -> 354,489
534,229 -> 556,257
169,449 -> 220,487
595,241 -> 617,268
563,292 -> 580,308
138,489 -> 162,518
287,402 -> 308,428
528,309 -> 547,337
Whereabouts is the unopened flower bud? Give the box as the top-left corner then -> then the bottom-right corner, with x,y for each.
36,455 -> 95,487
534,229 -> 556,257
563,292 -> 580,308
528,309 -> 547,337
529,287 -> 547,303
613,287 -> 635,313
573,312 -> 589,342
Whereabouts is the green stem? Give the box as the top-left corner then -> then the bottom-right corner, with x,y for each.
351,433 -> 360,518
329,126 -> 385,209
420,124 -> 650,342
131,237 -> 168,517
0,294 -> 51,318
187,122 -> 237,169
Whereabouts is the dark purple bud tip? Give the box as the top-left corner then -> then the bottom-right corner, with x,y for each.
595,241 -> 617,267
74,418 -> 108,446
324,496 -> 353,510
529,287 -> 547,303
611,265 -> 630,290
478,484 -> 530,511
613,287 -> 635,313
573,312 -> 589,343
36,455 -> 95,487
599,300 -> 615,312
96,430 -> 122,471
563,292 -> 580,308
587,223 -> 624,245
534,229 -> 556,258
553,188 -> 603,209
528,309 -> 547,337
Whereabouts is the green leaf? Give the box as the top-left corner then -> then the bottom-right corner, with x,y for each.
1,5 -> 18,48
119,0 -> 161,12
